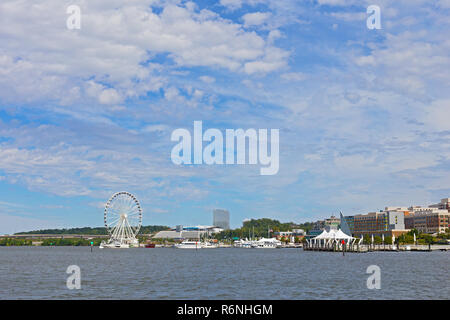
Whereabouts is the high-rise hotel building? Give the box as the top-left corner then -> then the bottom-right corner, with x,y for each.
213,209 -> 230,230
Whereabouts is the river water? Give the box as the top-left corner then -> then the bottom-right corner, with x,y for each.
0,247 -> 448,299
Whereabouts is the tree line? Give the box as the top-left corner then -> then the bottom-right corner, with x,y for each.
213,218 -> 314,240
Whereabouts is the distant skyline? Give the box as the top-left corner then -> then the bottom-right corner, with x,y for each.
1,1 -> 450,234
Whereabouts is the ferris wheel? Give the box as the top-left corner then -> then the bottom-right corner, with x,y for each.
104,191 -> 142,244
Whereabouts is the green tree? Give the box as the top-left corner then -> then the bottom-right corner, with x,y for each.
384,236 -> 392,244
374,236 -> 382,244
363,235 -> 371,244
213,218 -> 315,240
407,228 -> 419,236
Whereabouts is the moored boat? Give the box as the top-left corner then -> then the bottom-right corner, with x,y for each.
175,240 -> 201,249
252,237 -> 282,248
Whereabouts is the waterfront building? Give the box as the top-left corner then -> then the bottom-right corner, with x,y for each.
308,221 -> 325,237
291,229 -> 305,236
306,215 -> 341,239
276,231 -> 293,237
345,208 -> 408,238
275,231 -> 292,242
405,207 -> 449,234
213,209 -> 230,230
274,229 -> 305,242
429,198 -> 450,211
324,215 -> 340,230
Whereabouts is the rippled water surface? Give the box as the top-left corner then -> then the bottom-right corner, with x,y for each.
0,247 -> 448,299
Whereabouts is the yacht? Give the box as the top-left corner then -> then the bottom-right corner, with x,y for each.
201,241 -> 218,248
251,238 -> 282,248
99,240 -> 130,249
234,238 -> 253,248
175,240 -> 202,249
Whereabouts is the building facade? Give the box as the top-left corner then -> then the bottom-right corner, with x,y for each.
405,207 -> 449,234
429,198 -> 450,210
324,215 -> 340,230
335,197 -> 450,237
213,209 -> 230,230
345,207 -> 408,237
307,215 -> 340,237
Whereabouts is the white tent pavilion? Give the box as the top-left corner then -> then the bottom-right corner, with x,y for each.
313,228 -> 354,240
307,228 -> 358,250
333,229 -> 354,240
314,229 -> 330,239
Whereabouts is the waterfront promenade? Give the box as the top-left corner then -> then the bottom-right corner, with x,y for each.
303,242 -> 450,252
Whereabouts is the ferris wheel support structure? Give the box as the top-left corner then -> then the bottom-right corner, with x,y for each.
100,191 -> 143,248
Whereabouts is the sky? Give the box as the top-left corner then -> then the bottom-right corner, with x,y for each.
0,0 -> 449,234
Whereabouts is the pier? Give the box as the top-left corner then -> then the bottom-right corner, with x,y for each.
303,242 -> 450,253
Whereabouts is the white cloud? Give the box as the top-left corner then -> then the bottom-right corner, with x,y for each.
317,0 -> 359,6
438,0 -> 450,8
0,1 -> 288,108
142,124 -> 170,133
244,47 -> 289,74
424,99 -> 450,131
280,72 -> 307,81
329,12 -> 366,22
220,0 -> 243,10
98,88 -> 122,105
243,12 -> 271,27
199,75 -> 216,83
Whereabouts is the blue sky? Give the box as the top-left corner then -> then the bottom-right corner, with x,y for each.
0,0 -> 450,234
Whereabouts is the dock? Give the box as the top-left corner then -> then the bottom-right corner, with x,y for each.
303,243 -> 450,253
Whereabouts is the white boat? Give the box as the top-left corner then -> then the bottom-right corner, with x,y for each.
99,239 -> 138,249
252,237 -> 282,248
175,240 -> 202,249
201,241 -> 218,248
234,238 -> 253,248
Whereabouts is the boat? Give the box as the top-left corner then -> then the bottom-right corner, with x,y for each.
99,240 -> 130,249
233,238 -> 253,248
175,240 -> 202,249
251,237 -> 282,248
99,238 -> 138,249
145,243 -> 156,248
201,241 -> 218,249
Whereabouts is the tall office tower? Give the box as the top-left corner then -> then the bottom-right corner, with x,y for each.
213,209 -> 230,230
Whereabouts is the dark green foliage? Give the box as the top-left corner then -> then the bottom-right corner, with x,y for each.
384,236 -> 392,244
0,238 -> 32,246
374,236 -> 382,244
41,238 -> 104,246
363,235 -> 371,244
213,218 -> 313,240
